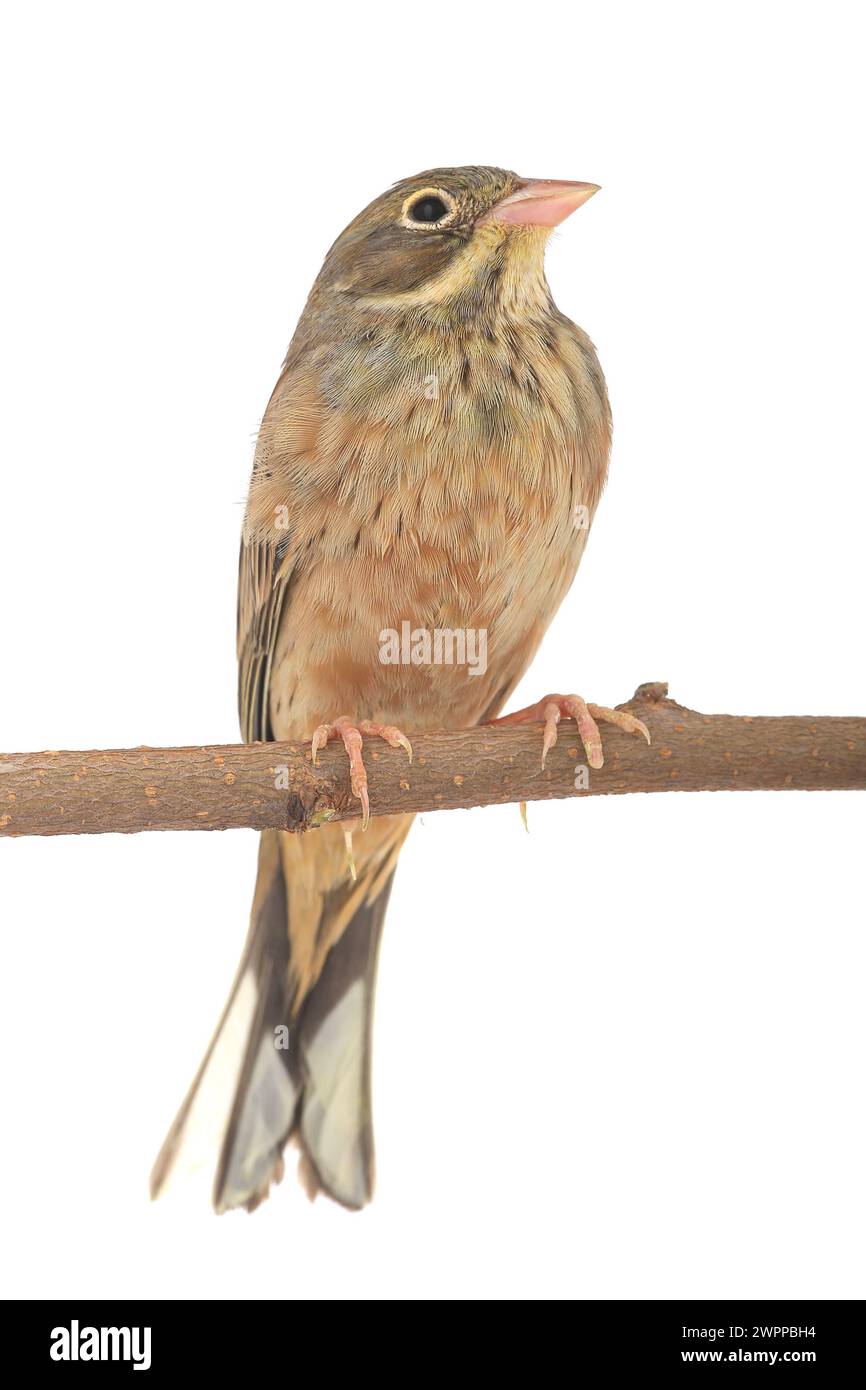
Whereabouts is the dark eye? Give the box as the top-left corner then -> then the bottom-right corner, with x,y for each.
408,195 -> 449,224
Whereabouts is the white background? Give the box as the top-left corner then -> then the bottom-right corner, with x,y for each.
1,1 -> 863,1300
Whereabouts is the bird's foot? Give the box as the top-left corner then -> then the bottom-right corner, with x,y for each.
310,717 -> 412,829
490,693 -> 650,770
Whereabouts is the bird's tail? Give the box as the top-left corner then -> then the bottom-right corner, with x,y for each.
150,820 -> 408,1212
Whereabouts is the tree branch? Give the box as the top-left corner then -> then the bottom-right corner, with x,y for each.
1,683 -> 864,838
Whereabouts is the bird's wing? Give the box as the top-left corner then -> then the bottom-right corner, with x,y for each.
235,362 -> 318,743
237,533 -> 295,743
153,368 -> 411,1212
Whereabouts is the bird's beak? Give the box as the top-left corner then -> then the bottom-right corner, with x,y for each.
482,178 -> 600,228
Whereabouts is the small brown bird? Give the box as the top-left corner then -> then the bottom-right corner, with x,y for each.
151,166 -> 648,1213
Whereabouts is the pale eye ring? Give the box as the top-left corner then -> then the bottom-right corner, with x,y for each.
400,188 -> 457,230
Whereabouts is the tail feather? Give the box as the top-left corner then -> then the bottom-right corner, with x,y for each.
151,827 -> 397,1213
213,852 -> 298,1212
293,882 -> 391,1208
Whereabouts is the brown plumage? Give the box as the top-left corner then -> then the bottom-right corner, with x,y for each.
151,166 -> 615,1213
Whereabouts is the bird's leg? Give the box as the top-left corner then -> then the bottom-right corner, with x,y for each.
310,716 -> 412,830
489,693 -> 650,771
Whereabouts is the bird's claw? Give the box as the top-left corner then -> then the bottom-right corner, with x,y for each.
491,693 -> 650,771
358,720 -> 413,764
309,715 -> 412,830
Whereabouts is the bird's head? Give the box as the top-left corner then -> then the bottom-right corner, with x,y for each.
312,165 -> 599,318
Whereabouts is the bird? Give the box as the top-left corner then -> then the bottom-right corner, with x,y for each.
150,166 -> 649,1214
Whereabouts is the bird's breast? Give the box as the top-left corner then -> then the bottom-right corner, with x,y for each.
260,312 -> 611,735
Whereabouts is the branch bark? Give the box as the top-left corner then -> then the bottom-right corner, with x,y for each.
1,683 -> 864,838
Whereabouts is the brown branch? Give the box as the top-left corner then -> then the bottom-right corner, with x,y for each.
1,683 -> 864,839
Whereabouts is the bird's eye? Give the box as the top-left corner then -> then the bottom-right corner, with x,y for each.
410,195 -> 448,223
400,188 -> 456,229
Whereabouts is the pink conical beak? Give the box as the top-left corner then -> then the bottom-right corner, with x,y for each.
482,178 -> 600,228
